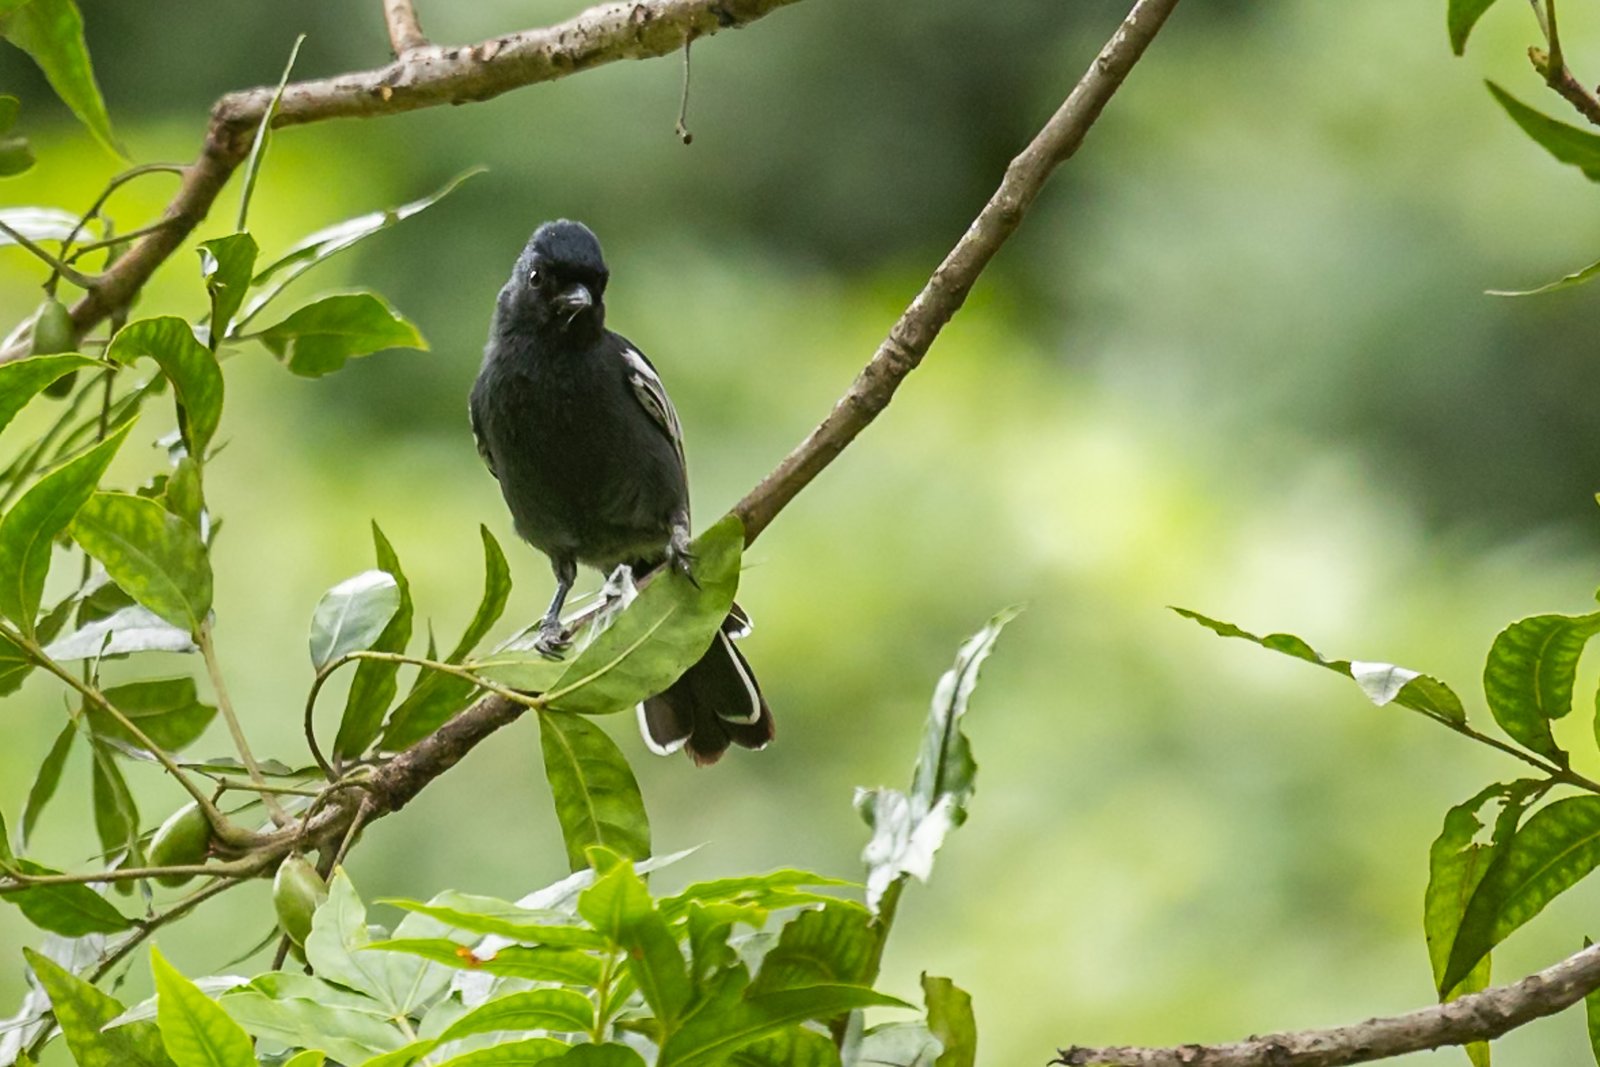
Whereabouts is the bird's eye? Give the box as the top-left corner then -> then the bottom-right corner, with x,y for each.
526,268 -> 540,287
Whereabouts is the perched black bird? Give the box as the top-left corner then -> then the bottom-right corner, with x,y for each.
470,220 -> 774,764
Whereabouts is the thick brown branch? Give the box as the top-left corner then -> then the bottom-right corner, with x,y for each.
384,0 -> 429,55
731,0 -> 1182,543
1054,941 -> 1600,1067
0,0 -> 801,364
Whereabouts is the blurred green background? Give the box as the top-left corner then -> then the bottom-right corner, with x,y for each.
6,0 -> 1600,1062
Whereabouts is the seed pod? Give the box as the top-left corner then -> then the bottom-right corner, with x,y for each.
147,802 -> 213,887
273,855 -> 328,947
31,298 -> 78,397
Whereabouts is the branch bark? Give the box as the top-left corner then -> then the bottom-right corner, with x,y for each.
1054,941 -> 1600,1067
383,0 -> 429,55
0,0 -> 803,363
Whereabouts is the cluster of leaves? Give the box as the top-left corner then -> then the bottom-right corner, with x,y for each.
1178,598 -> 1600,1065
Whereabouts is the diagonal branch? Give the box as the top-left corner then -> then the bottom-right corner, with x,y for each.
731,0 -> 1183,544
383,0 -> 429,55
0,0 -> 804,364
1053,940 -> 1600,1067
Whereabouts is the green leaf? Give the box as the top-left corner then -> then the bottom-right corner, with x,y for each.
546,514 -> 744,716
854,1022 -> 941,1067
287,1053 -> 327,1067
219,988 -> 405,1065
579,861 -> 693,1026
45,604 -> 199,660
1488,82 -> 1600,181
251,291 -> 426,377
107,317 -> 224,459
1448,0 -> 1502,54
921,975 -> 975,1067
309,569 -> 401,670
430,1038 -> 568,1067
165,458 -> 204,531
150,944 -> 256,1067
684,902 -> 745,985
0,97 -> 32,177
241,169 -> 483,328
1487,255 -> 1600,298
381,526 -> 510,749
378,896 -> 608,949
657,870 -> 853,922
20,721 -> 74,847
24,948 -> 174,1067
859,610 -> 1016,912
1444,795 -> 1600,992
727,1027 -> 841,1067
0,421 -> 130,635
438,988 -> 596,1042
335,523 -> 414,759
0,353 -> 101,436
71,491 -> 213,633
750,902 -> 875,995
0,0 -> 118,154
90,739 -> 138,858
358,1039 -> 438,1067
0,624 -> 31,694
235,35 -> 302,232
1174,608 -> 1468,723
89,677 -> 216,752
659,965 -> 908,1067
539,710 -> 650,872
539,1047 -> 646,1067
306,870 -> 458,1017
198,234 -> 258,341
3,858 -> 131,934
1483,613 -> 1600,766
365,938 -> 605,985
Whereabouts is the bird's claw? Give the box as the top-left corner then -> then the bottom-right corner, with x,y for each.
667,545 -> 699,589
533,621 -> 571,661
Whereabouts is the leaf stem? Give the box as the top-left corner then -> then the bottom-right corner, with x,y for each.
198,621 -> 290,825
0,856 -> 260,890
63,218 -> 182,263
0,220 -> 101,289
48,162 -> 186,293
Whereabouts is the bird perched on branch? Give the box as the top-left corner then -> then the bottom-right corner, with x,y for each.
469,219 -> 774,764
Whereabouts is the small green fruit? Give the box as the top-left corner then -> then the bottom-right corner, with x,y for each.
30,298 -> 73,355
147,802 -> 213,887
274,855 -> 328,947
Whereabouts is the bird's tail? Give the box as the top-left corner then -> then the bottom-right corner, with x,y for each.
638,604 -> 774,765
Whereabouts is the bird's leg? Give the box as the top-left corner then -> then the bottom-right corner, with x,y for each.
535,556 -> 578,660
664,510 -> 698,588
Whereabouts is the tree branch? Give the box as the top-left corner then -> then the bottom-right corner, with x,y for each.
383,0 -> 429,55
1053,941 -> 1600,1067
0,0 -> 804,364
731,0 -> 1183,543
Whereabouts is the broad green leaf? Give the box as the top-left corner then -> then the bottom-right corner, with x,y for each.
1444,795 -> 1600,992
45,604 -> 199,660
0,353 -> 101,436
1174,608 -> 1468,723
309,569 -> 401,670
684,901 -> 747,985
539,710 -> 650,871
659,965 -> 908,1067
358,1040 -> 438,1067
381,526 -> 510,749
0,624 -> 31,693
658,870 -> 853,922
438,988 -> 595,1042
198,234 -> 258,341
306,870 -> 457,1017
546,514 -> 744,715
287,1053 -> 327,1067
750,902 -> 874,995
336,523 -> 414,759
89,677 -> 216,751
24,949 -> 173,1067
107,317 -> 223,459
3,858 -> 131,934
1484,613 -> 1600,766
219,989 -> 405,1065
727,1027 -> 841,1067
1448,0 -> 1502,54
150,945 -> 255,1067
0,96 -> 31,176
0,0 -> 117,154
365,938 -> 605,985
89,740 -> 138,858
380,896 -> 607,948
0,422 -> 130,635
241,170 -> 483,328
431,1038 -> 567,1067
921,975 -> 975,1067
1488,82 -> 1600,181
252,291 -> 426,377
71,492 -> 213,633
164,459 -> 204,531
539,1047 -> 645,1067
20,721 -> 74,846
579,861 -> 693,1025
859,611 -> 1016,912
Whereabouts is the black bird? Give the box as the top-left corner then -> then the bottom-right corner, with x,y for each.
469,220 -> 774,764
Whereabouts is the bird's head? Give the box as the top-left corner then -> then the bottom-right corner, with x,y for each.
499,219 -> 610,336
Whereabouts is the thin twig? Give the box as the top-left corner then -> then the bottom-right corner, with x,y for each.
675,33 -> 694,144
383,0 -> 429,55
197,622 -> 289,826
1055,941 -> 1600,1067
0,857 -> 259,890
63,218 -> 181,263
0,221 -> 100,290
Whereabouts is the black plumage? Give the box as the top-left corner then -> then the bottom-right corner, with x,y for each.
469,220 -> 774,764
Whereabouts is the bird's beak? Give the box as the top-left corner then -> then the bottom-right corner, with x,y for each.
553,283 -> 593,320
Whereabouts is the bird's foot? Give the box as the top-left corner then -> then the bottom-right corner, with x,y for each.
665,543 -> 699,589
533,620 -> 571,661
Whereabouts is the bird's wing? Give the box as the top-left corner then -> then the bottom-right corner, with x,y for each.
618,341 -> 687,476
468,394 -> 498,479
